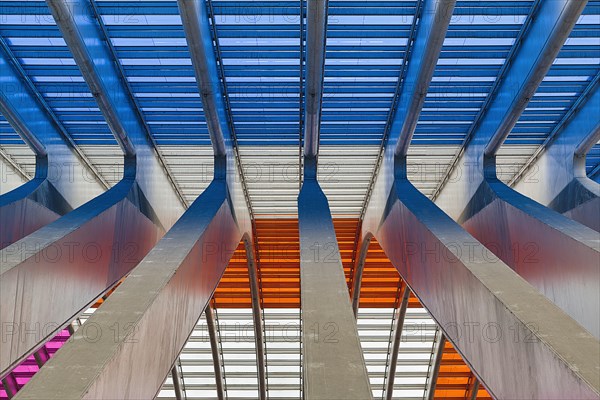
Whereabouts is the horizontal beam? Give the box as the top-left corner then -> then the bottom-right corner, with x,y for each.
303,0 -> 328,159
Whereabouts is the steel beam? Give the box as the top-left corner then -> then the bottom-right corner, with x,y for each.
392,0 -> 456,157
243,235 -> 267,400
299,161 -> 372,400
434,0 -> 587,215
511,75 -> 600,231
355,0 -> 599,395
171,362 -> 184,400
0,38 -> 105,246
426,0 -> 599,337
360,152 -> 600,398
382,285 -> 410,400
14,0 -> 253,395
303,0 -> 328,159
13,172 -> 251,399
351,233 -> 373,317
206,303 -> 226,400
0,165 -> 164,377
424,330 -> 445,400
298,2 -> 371,394
466,377 -> 480,400
47,0 -> 185,226
178,0 -> 230,157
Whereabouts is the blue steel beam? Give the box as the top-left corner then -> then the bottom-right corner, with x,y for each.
511,73 -> 600,231
303,0 -> 328,159
392,0 -> 456,156
430,0 -> 599,337
0,37 -> 106,247
178,0 -> 230,157
46,0 -> 186,223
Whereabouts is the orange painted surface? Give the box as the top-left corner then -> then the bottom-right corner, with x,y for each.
434,341 -> 492,399
211,218 -> 491,398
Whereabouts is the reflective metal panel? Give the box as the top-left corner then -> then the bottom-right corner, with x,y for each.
435,0 -> 587,217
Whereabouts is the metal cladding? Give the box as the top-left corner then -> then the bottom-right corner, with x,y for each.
0,39 -> 105,246
13,0 -> 256,397
512,76 -> 600,231
13,179 -> 245,399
